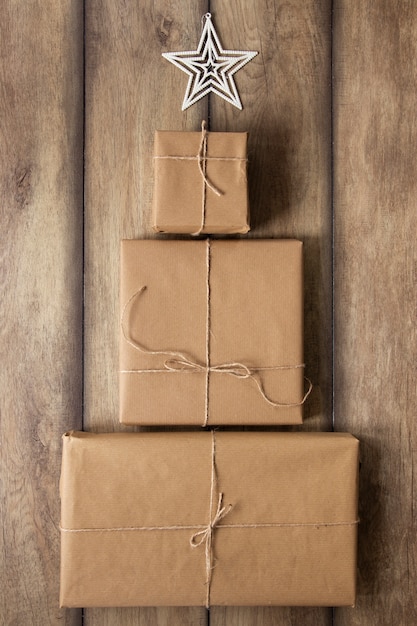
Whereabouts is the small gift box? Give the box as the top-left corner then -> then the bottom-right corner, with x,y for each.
59,430 -> 359,608
152,124 -> 249,234
120,238 -> 309,426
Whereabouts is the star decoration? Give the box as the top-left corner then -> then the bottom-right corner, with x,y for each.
162,13 -> 258,111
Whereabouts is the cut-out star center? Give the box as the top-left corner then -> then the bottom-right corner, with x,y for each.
162,13 -> 258,110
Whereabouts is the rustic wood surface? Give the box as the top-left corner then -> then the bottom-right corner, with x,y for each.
209,2 -> 332,625
333,2 -> 417,625
1,1 -> 416,625
83,2 -> 207,625
0,2 -> 83,625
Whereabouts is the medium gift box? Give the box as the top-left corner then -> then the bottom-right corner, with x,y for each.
59,430 -> 359,608
120,238 -> 309,426
152,126 -> 249,234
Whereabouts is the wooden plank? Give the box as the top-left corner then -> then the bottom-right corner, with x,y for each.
208,1 -> 333,624
209,0 -> 333,431
333,2 -> 417,625
83,1 -> 208,624
212,607 -> 333,626
0,2 -> 83,624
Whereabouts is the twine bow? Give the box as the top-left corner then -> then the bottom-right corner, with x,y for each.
190,491 -> 233,597
164,355 -> 312,410
166,357 -> 255,377
189,431 -> 231,607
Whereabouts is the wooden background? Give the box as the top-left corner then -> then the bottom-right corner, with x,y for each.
1,1 -> 416,624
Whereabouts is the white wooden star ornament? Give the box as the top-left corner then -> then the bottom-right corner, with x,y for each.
162,13 -> 258,111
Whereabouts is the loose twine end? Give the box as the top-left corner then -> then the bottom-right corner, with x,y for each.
198,120 -> 222,197
192,121 -> 223,236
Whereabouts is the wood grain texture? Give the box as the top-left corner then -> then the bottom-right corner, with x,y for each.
0,1 -> 83,625
209,0 -> 333,433
84,0 -> 208,432
84,607 -> 207,626
333,2 -> 417,625
209,2 -> 332,624
83,1 -> 207,624
212,606 -> 333,626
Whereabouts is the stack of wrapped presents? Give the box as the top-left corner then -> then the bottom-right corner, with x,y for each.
59,124 -> 359,609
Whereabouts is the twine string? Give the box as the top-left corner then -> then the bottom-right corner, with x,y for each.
189,492 -> 232,567
164,358 -> 313,410
154,156 -> 246,162
193,121 -> 222,236
121,286 -> 197,366
190,432 -> 232,607
204,237 -> 211,424
61,520 -> 360,534
197,121 -> 222,197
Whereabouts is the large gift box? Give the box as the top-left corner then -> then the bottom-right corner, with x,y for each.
120,238 -> 308,426
152,128 -> 249,234
59,430 -> 359,608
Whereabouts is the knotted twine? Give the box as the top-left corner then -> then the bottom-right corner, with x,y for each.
189,431 -> 232,608
120,239 -> 313,426
153,120 -> 247,235
60,431 -> 359,608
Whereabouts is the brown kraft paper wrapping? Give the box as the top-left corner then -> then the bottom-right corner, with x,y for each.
119,238 -> 308,426
59,430 -> 360,608
152,127 -> 249,234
